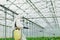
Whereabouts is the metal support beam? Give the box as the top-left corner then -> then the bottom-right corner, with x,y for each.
50,0 -> 59,28
0,9 -> 14,17
0,4 -> 18,15
22,17 -> 44,29
0,24 -> 12,27
0,16 -> 13,21
25,16 -> 60,19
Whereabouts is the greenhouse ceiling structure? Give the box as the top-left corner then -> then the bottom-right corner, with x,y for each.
0,0 -> 60,40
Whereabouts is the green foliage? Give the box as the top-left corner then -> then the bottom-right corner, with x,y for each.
0,38 -> 14,40
26,37 -> 60,40
0,37 -> 60,40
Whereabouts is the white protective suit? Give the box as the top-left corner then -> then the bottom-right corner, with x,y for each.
12,15 -> 26,40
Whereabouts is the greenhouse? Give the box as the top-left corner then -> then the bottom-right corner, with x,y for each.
0,0 -> 60,40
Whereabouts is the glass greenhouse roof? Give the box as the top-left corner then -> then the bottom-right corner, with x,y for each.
0,0 -> 60,37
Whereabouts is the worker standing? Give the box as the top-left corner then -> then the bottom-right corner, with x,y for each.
13,14 -> 27,40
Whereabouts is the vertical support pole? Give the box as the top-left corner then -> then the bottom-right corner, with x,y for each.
4,9 -> 7,40
12,12 -> 14,39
